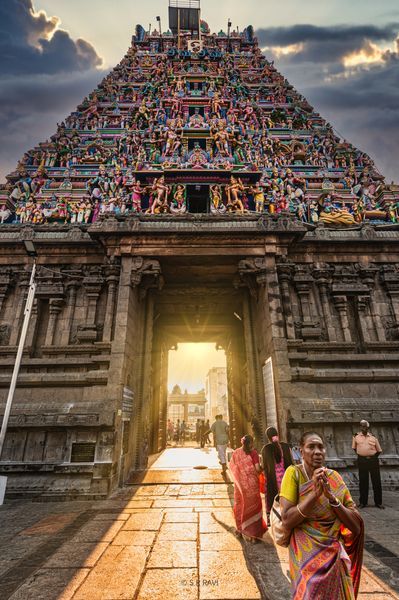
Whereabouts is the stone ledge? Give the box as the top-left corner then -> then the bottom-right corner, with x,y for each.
288,352 -> 399,363
0,371 -> 109,387
0,343 -> 112,358
0,461 -> 113,475
291,367 -> 399,382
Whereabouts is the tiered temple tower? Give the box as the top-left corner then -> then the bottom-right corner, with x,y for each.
0,14 -> 398,497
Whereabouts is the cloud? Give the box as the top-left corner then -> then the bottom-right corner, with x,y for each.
257,23 -> 399,48
257,23 -> 399,66
0,70 -> 108,181
256,23 -> 399,182
0,1 -> 105,180
0,0 -> 102,75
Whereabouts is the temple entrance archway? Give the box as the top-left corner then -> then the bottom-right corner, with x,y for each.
125,254 -> 270,477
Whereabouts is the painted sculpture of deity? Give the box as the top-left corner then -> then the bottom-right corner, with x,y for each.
186,145 -> 210,169
212,123 -> 231,157
250,183 -> 266,213
188,109 -> 206,129
0,205 -> 12,224
132,181 -> 146,212
150,176 -> 170,214
163,128 -> 181,157
211,92 -> 222,117
135,99 -> 151,124
319,194 -> 356,226
210,184 -> 226,215
170,184 -> 187,214
226,176 -> 245,214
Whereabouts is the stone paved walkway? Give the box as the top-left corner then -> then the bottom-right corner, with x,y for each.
0,452 -> 398,599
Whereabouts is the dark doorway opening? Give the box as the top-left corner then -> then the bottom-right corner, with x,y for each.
187,184 -> 209,213
188,138 -> 207,151
189,106 -> 205,117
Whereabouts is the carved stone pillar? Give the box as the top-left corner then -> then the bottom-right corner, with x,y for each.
358,266 -> 385,341
60,280 -> 79,346
238,257 -> 269,439
103,265 -> 120,343
294,268 -> 321,339
45,298 -> 64,346
380,265 -> 399,339
77,270 -> 103,343
133,292 -> 155,470
86,288 -> 101,325
129,257 -> 162,469
0,268 -> 13,315
313,266 -> 336,341
25,298 -> 39,349
0,286 -> 7,316
333,295 -> 352,342
9,272 -> 30,346
356,296 -> 371,343
277,261 -> 295,339
242,291 -> 266,440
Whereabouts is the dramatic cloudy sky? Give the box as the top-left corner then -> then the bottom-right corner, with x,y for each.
1,0 -> 399,182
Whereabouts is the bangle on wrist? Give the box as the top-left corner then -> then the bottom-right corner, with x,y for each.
297,504 -> 309,519
329,497 -> 341,508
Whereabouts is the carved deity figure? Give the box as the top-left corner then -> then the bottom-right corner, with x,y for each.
213,123 -> 231,157
226,176 -> 245,214
188,109 -> 205,129
132,181 -> 146,212
210,184 -> 226,214
188,145 -> 209,169
150,177 -> 170,214
319,194 -> 356,226
164,128 -> 181,157
211,92 -> 222,117
170,184 -> 187,214
250,183 -> 266,213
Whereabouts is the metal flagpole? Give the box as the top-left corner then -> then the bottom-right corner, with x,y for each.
0,259 -> 37,460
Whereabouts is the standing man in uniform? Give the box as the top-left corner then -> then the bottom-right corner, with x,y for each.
352,419 -> 384,509
209,414 -> 229,473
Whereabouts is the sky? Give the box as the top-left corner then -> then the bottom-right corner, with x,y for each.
168,343 -> 226,393
1,1 -> 399,180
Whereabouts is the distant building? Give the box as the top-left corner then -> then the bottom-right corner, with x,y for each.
167,384 -> 206,428
206,368 -> 228,420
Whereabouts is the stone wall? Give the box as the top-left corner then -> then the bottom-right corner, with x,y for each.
0,218 -> 398,496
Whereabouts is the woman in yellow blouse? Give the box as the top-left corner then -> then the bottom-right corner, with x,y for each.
279,431 -> 364,599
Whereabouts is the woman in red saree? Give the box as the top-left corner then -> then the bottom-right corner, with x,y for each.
280,432 -> 364,599
229,435 -> 267,543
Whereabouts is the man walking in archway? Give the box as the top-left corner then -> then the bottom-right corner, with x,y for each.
208,414 -> 229,473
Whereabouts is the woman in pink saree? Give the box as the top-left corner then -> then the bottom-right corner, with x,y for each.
280,432 -> 364,599
229,435 -> 267,543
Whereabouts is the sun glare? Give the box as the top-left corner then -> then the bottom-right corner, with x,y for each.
168,343 -> 226,393
343,41 -> 386,68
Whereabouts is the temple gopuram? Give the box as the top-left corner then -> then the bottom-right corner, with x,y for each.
0,2 -> 398,497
